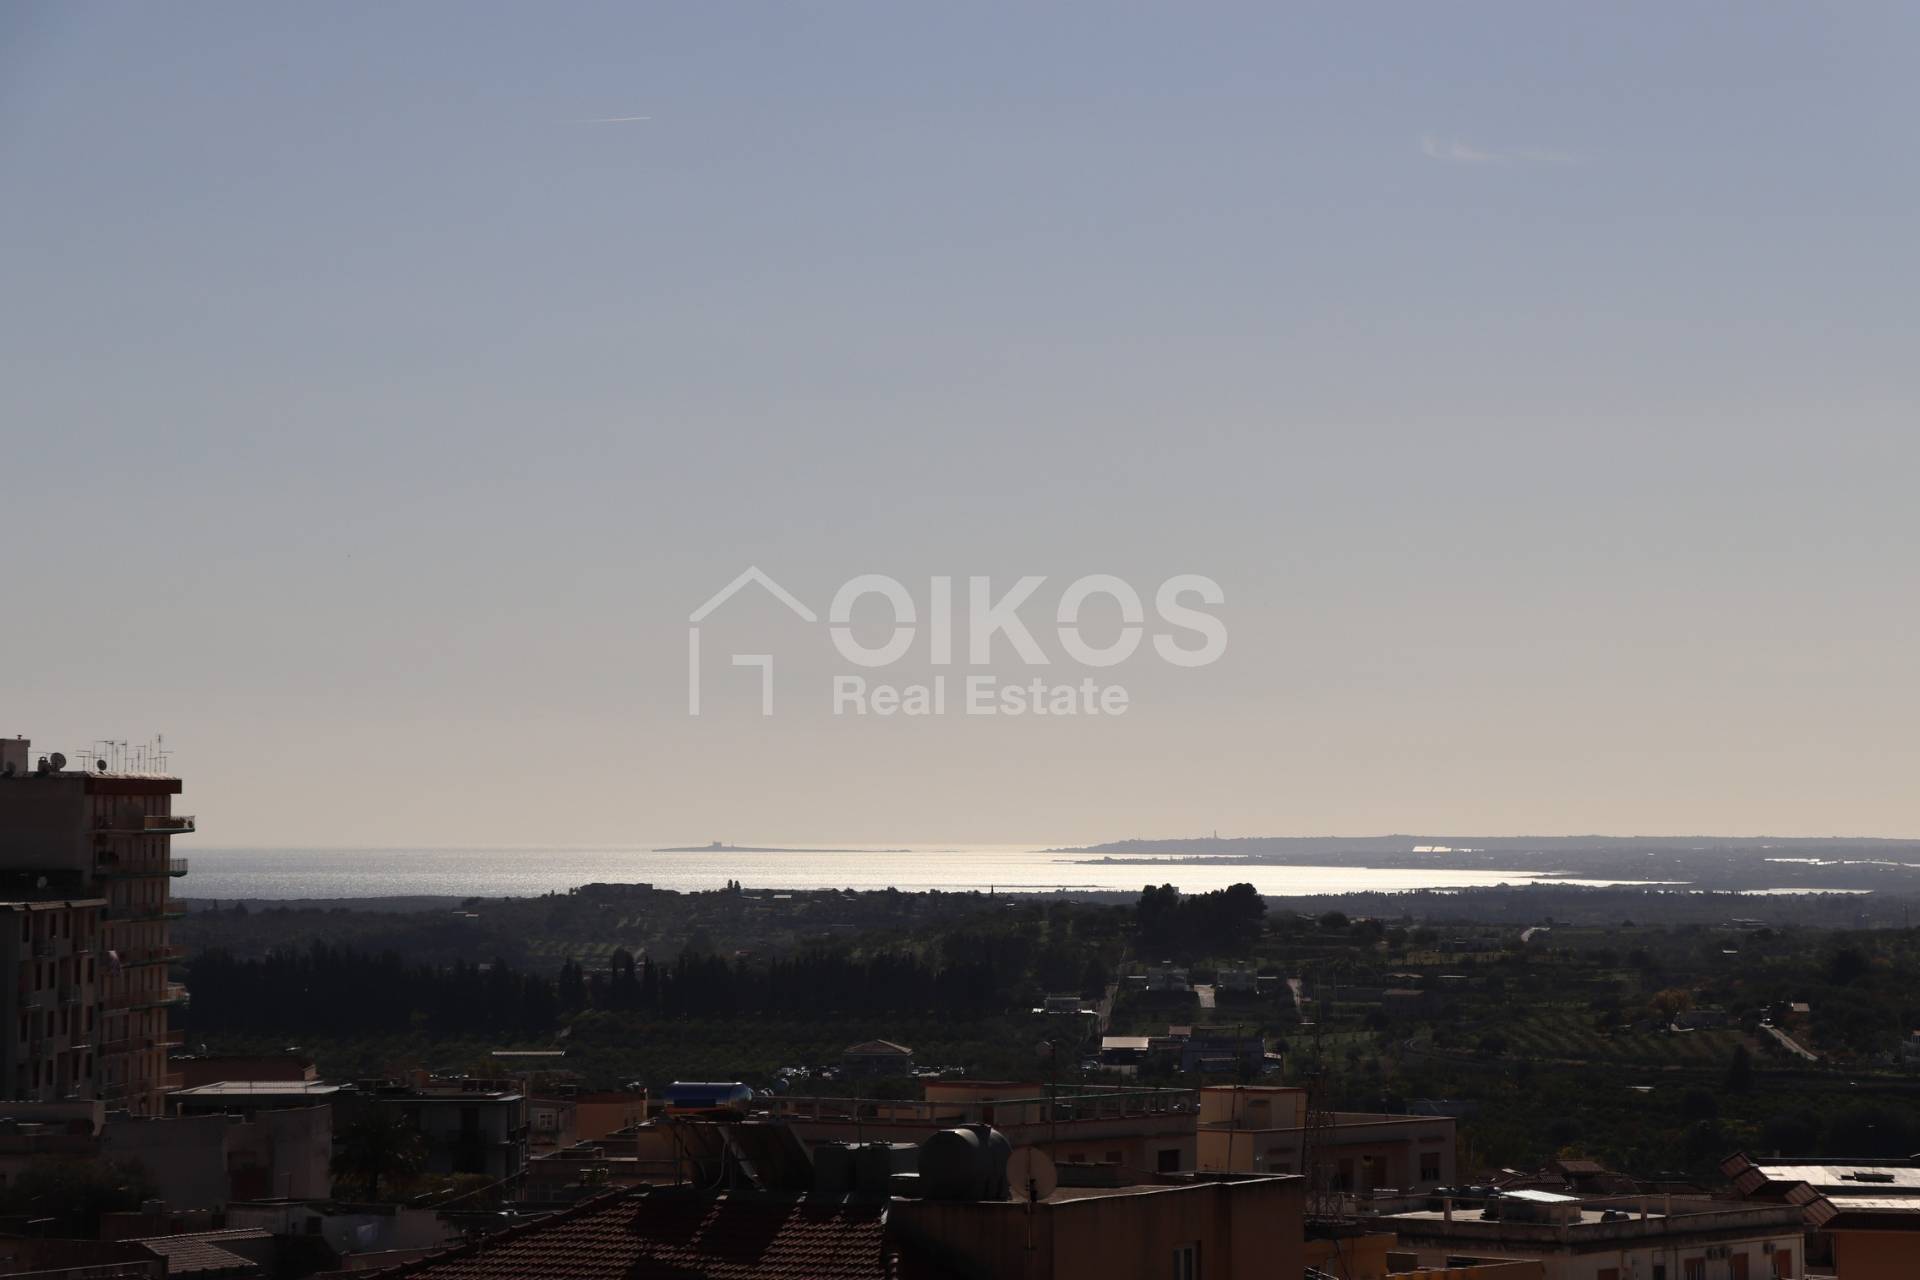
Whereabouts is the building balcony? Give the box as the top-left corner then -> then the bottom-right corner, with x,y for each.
95,861 -> 169,879
160,1071 -> 184,1091
144,982 -> 189,1009
98,1035 -> 154,1057
103,901 -> 187,922
95,815 -> 196,836
158,1029 -> 186,1048
111,983 -> 187,1012
169,857 -> 189,876
101,983 -> 182,1010
125,945 -> 184,967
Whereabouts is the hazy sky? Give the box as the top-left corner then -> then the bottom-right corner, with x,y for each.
4,4 -> 1917,847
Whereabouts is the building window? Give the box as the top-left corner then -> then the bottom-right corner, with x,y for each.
1172,1243 -> 1199,1280
1419,1152 -> 1441,1182
1683,1260 -> 1705,1280
1157,1148 -> 1182,1173
1773,1248 -> 1794,1279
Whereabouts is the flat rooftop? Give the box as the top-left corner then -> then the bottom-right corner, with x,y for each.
1756,1163 -> 1920,1193
1387,1208 -> 1663,1227
172,1081 -> 344,1099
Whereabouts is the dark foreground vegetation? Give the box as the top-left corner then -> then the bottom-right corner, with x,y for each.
176,880 -> 1920,1181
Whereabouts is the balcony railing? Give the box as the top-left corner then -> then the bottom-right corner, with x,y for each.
97,1035 -> 154,1057
95,861 -> 166,879
169,857 -> 189,876
103,901 -> 187,922
126,945 -> 184,967
94,814 -> 195,836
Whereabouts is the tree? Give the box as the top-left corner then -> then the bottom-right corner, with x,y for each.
1649,988 -> 1694,1021
1828,947 -> 1871,987
333,1109 -> 428,1202
1678,1087 -> 1719,1123
1724,1044 -> 1754,1094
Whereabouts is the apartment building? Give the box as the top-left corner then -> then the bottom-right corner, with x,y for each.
1196,1085 -> 1457,1191
0,898 -> 105,1104
0,736 -> 191,1116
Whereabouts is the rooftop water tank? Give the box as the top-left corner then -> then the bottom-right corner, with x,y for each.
917,1124 -> 1011,1201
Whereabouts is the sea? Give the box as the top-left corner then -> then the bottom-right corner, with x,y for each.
173,844 -> 1658,901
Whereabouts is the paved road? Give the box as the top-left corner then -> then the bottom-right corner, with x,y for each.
1764,1023 -> 1819,1063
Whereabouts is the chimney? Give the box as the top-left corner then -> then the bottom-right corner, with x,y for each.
0,738 -> 28,778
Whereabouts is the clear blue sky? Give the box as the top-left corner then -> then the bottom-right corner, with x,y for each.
4,4 -> 1916,845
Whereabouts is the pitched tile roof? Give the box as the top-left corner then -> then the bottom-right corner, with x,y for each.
368,1190 -> 894,1280
134,1228 -> 269,1276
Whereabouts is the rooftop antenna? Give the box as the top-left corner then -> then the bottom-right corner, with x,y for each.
1007,1147 -> 1057,1254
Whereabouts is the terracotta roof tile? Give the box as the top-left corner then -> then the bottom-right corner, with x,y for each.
135,1229 -> 269,1276
370,1190 -> 893,1280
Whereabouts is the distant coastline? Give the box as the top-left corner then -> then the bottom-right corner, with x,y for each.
1051,834 -> 1920,894
651,842 -> 913,854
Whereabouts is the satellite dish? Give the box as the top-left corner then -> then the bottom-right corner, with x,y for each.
47,753 -> 66,772
1006,1146 -> 1057,1204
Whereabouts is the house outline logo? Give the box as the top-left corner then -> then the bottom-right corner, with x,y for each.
687,566 -> 817,716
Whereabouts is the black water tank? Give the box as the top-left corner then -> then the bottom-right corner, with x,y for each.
917,1125 -> 1012,1200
